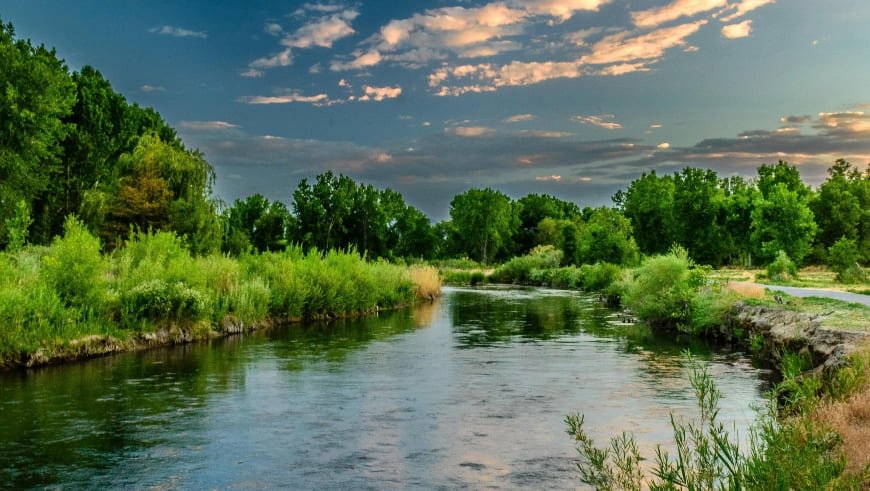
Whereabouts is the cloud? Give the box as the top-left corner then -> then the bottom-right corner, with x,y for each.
240,69 -> 264,78
780,115 -> 811,124
573,114 -> 622,130
720,0 -> 776,22
148,25 -> 207,38
536,175 -> 562,181
447,126 -> 496,137
265,23 -> 283,36
293,2 -> 345,16
248,9 -> 358,71
239,91 -> 331,105
520,130 -> 573,138
504,113 -> 537,123
359,85 -> 403,101
657,142 -> 671,149
179,121 -> 239,131
721,20 -> 752,39
510,0 -> 609,21
330,50 -> 383,71
631,0 -> 726,28
429,20 -> 705,94
140,84 -> 165,93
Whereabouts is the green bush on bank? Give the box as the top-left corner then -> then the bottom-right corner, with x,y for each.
0,226 -> 423,360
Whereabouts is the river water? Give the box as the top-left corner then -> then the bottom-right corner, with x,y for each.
0,286 -> 771,489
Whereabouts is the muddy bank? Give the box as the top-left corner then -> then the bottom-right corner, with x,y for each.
723,302 -> 868,371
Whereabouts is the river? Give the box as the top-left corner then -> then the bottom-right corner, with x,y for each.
0,286 -> 771,489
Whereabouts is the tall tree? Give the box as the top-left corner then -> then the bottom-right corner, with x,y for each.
617,171 -> 676,256
449,188 -> 519,264
514,194 -> 580,255
751,182 -> 817,265
0,19 -> 75,246
810,159 -> 867,261
672,167 -> 726,266
576,207 -> 640,266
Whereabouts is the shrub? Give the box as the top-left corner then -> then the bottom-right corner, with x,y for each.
121,279 -> 207,325
619,247 -> 711,331
828,237 -> 866,284
491,245 -> 562,283
40,217 -> 107,308
580,262 -> 621,292
766,250 -> 797,282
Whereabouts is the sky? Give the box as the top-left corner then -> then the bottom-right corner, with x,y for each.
4,1 -> 870,219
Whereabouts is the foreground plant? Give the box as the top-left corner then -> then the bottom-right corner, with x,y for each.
567,351 -> 867,490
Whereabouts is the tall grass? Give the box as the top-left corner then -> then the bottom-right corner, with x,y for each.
0,227 -> 434,363
567,351 -> 868,489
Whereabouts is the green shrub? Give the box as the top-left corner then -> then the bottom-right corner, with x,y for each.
766,250 -> 797,282
40,217 -> 107,308
580,262 -> 621,292
828,237 -> 866,284
492,245 -> 563,283
121,279 -> 207,325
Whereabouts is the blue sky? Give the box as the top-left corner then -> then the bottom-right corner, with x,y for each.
4,0 -> 870,218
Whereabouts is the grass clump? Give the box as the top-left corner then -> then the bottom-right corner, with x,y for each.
491,245 -> 562,284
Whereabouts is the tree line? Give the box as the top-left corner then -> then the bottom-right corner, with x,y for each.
2,18 -> 868,272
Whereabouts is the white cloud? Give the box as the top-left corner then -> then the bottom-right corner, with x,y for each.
148,25 -> 207,38
631,0 -> 726,28
535,175 -> 562,181
179,121 -> 239,131
573,114 -> 622,130
241,68 -> 264,78
330,50 -> 383,71
240,92 -> 331,105
248,9 -> 358,71
511,0 -> 609,22
140,84 -> 165,93
504,113 -> 537,123
265,23 -> 283,36
447,126 -> 496,137
720,0 -> 776,22
721,20 -> 752,39
581,20 -> 707,65
520,130 -> 573,138
359,85 -> 403,102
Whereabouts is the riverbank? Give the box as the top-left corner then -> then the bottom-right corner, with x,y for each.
0,223 -> 441,371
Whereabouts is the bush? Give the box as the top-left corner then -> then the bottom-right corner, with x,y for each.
40,217 -> 106,308
828,237 -> 866,284
121,279 -> 207,325
619,246 -> 710,331
491,245 -> 563,283
766,250 -> 797,282
580,262 -> 621,292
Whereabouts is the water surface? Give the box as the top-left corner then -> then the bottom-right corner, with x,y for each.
0,286 -> 771,489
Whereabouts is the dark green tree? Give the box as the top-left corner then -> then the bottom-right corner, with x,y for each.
672,167 -> 727,266
576,207 -> 640,266
617,171 -> 676,256
751,182 -> 817,265
449,188 -> 519,264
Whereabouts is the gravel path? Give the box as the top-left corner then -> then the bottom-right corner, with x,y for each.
760,284 -> 870,307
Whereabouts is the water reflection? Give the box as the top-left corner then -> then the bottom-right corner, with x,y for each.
0,287 -> 769,489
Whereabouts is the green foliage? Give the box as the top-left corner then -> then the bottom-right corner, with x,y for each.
121,279 -> 207,325
514,193 -> 580,254
766,250 -> 797,282
619,247 -> 702,330
751,183 -> 817,266
3,200 -> 31,252
576,207 -> 640,266
672,167 -> 728,266
828,236 -> 866,284
491,245 -> 562,283
449,188 -> 519,264
616,171 -> 676,256
580,262 -> 621,292
40,217 -> 105,308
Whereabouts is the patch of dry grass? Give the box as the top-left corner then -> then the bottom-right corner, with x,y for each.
816,384 -> 870,477
726,281 -> 766,299
408,265 -> 441,300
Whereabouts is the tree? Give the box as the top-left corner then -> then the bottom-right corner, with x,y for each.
672,167 -> 727,266
222,194 -> 293,254
719,176 -> 759,266
756,160 -> 810,199
751,183 -> 817,265
449,188 -> 519,264
811,159 -> 868,262
0,19 -> 75,246
576,207 -> 640,266
514,194 -> 580,255
618,171 -> 676,256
